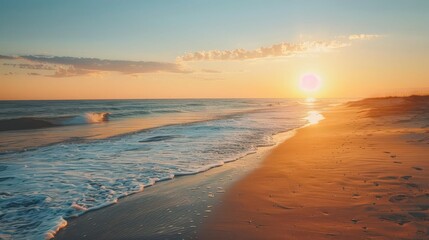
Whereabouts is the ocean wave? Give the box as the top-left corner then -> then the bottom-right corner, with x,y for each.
0,117 -> 55,131
139,135 -> 181,143
0,112 -> 110,132
58,112 -> 110,125
0,99 -> 338,240
154,109 -> 184,113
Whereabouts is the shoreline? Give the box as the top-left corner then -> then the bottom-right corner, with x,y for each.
199,96 -> 429,239
54,126 -> 298,239
55,95 -> 429,240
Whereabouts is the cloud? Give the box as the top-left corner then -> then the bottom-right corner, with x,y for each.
21,55 -> 186,74
201,69 -> 221,73
348,34 -> 381,40
1,33 -> 382,77
3,63 -> 55,70
178,40 -> 348,61
178,34 -> 381,62
27,72 -> 41,76
1,55 -> 189,77
20,55 -> 187,75
49,66 -> 95,78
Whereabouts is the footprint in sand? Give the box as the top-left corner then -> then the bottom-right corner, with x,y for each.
408,212 -> 429,221
401,175 -> 412,180
405,183 -> 419,189
273,203 -> 293,210
379,176 -> 397,180
379,214 -> 411,225
351,218 -> 359,224
389,194 -> 409,203
352,193 -> 361,199
325,233 -> 338,237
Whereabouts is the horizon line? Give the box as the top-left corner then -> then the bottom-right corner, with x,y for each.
0,96 -> 361,101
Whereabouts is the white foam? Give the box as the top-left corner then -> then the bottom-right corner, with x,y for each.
71,202 -> 88,211
60,112 -> 110,125
45,217 -> 67,240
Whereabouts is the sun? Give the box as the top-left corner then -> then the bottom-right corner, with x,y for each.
299,73 -> 321,92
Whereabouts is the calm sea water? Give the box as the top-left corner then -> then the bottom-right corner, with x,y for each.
0,99 -> 342,239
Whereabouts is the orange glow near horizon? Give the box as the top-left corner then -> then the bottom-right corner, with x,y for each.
1,41 -> 429,100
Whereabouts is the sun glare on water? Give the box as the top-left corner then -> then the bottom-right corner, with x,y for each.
305,111 -> 325,125
305,97 -> 316,103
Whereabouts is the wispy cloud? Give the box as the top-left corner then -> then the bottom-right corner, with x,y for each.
49,66 -> 95,78
348,34 -> 382,40
177,34 -> 381,62
22,55 -> 187,74
27,72 -> 41,76
200,69 -> 221,73
1,55 -> 189,77
1,33 -> 382,77
3,63 -> 55,70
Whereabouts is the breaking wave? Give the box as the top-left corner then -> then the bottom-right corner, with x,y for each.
0,112 -> 110,132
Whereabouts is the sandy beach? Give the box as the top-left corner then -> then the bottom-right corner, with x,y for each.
200,96 -> 429,239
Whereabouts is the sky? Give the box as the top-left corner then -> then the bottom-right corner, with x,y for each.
1,0 -> 428,100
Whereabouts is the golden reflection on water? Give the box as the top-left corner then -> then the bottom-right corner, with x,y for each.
301,97 -> 316,107
306,97 -> 316,103
305,110 -> 325,125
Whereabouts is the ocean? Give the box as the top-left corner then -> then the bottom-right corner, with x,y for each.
0,98 -> 342,239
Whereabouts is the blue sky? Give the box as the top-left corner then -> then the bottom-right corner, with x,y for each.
1,0 -> 428,61
1,0 -> 428,99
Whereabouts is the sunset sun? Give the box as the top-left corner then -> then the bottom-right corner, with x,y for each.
299,73 -> 321,92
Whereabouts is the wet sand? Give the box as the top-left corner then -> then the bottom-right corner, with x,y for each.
200,96 -> 429,239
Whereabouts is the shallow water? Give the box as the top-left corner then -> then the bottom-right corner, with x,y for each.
0,98 -> 342,239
